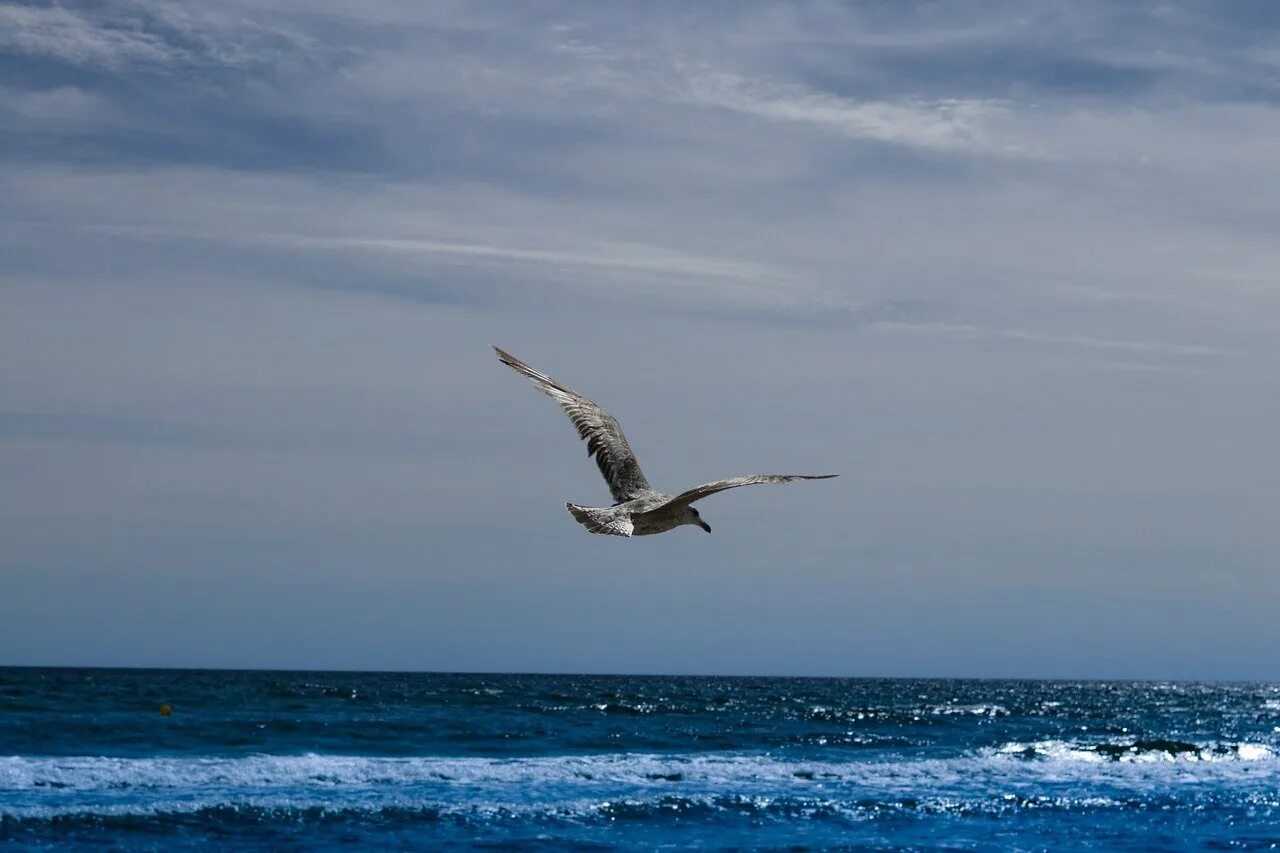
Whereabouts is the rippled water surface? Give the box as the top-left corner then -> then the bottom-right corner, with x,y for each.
2,669 -> 1279,849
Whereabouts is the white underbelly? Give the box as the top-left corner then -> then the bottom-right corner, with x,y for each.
631,514 -> 683,536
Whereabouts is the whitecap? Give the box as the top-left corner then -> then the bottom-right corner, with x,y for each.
3,745 -> 1277,823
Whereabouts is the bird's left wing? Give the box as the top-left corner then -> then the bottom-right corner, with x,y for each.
494,346 -> 652,503
656,473 -> 837,510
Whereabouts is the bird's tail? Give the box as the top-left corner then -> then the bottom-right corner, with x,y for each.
566,503 -> 632,537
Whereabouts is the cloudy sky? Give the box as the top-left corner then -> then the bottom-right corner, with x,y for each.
2,0 -> 1278,679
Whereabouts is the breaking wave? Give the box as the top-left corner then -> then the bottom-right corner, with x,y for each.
4,741 -> 1277,824
992,739 -> 1276,763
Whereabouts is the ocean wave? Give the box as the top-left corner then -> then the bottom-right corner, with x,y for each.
991,739 -> 1276,764
927,703 -> 1010,717
3,739 -> 1276,817
0,784 -> 1151,827
2,753 -> 830,793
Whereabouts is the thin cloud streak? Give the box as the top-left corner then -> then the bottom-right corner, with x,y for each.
0,3 -> 183,68
682,71 -> 1020,155
51,220 -> 804,308
268,235 -> 786,283
0,1 -> 327,71
876,322 -> 1244,359
1044,361 -> 1227,377
67,221 -> 785,283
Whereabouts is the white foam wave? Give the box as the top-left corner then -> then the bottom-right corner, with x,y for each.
928,703 -> 1009,717
991,740 -> 1276,764
3,743 -> 1276,821
0,789 -> 1142,824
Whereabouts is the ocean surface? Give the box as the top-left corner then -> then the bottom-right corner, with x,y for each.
2,670 -> 1279,850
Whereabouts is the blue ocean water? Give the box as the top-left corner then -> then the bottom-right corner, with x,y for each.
1,670 -> 1278,850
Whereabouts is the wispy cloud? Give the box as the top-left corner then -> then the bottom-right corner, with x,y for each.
0,1 -> 327,72
1045,360 -> 1226,377
52,215 -> 798,309
681,70 -> 1019,155
0,2 -> 183,69
0,83 -> 122,130
265,234 -> 783,283
875,322 -> 1243,359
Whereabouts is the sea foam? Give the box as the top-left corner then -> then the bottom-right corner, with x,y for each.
4,740 -> 1277,823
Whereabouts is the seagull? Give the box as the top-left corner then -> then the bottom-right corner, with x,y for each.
494,346 -> 836,537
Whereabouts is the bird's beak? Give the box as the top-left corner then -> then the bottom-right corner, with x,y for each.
699,521 -> 711,533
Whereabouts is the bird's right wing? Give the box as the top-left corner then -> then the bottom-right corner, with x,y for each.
494,346 -> 652,504
657,473 -> 838,510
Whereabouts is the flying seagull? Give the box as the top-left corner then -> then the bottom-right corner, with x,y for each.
494,346 -> 836,537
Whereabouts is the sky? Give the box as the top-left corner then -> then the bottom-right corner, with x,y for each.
2,0 -> 1278,679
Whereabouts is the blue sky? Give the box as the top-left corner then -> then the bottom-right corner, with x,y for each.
2,0 -> 1278,678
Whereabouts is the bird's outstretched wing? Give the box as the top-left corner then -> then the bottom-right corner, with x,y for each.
656,474 -> 837,511
494,346 -> 652,503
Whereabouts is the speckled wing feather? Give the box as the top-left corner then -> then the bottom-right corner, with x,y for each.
659,474 -> 838,509
494,347 -> 652,504
566,503 -> 634,537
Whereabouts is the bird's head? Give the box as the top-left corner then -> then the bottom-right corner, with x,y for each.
684,506 -> 711,533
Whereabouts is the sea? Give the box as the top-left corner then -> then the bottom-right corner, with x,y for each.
1,669 -> 1278,850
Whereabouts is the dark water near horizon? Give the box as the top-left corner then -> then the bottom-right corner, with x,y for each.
2,669 -> 1279,850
